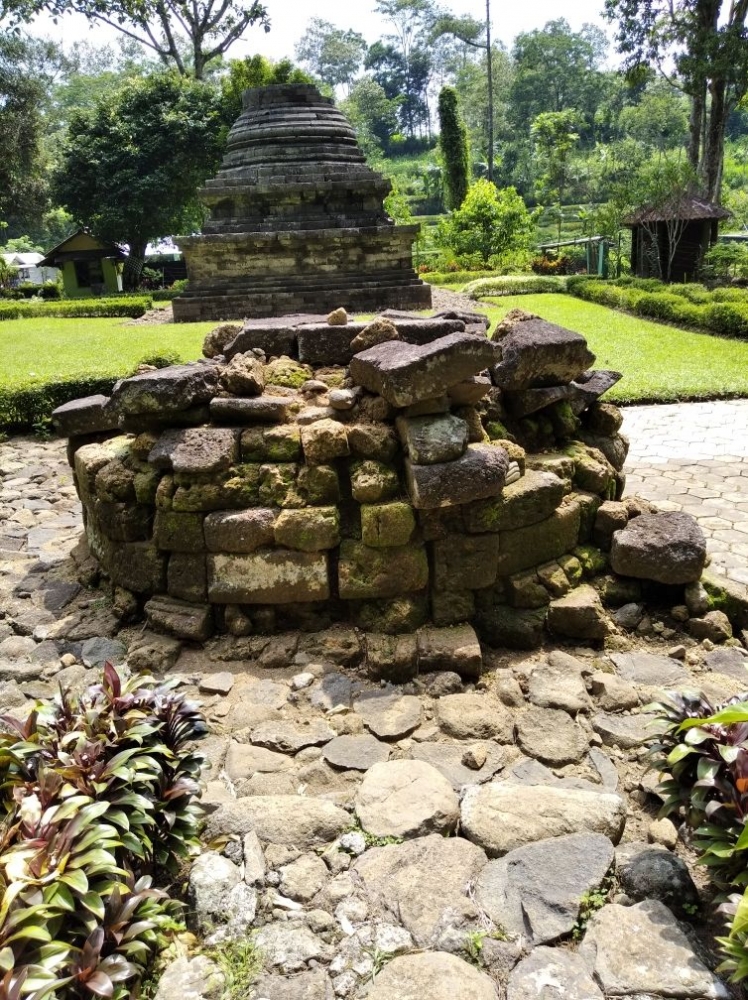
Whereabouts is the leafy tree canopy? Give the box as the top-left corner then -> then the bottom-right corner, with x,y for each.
437,179 -> 540,266
53,71 -> 224,273
295,18 -> 367,91
220,54 -> 313,125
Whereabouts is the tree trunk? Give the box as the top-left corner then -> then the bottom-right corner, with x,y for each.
486,0 -> 494,183
124,241 -> 148,290
704,78 -> 727,201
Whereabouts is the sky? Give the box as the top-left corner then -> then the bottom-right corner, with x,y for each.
28,0 -> 612,64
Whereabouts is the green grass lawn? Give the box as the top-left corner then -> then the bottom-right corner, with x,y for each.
0,316 -> 214,385
479,294 -> 748,404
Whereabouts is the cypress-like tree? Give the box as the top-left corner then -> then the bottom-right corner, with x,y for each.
438,85 -> 470,210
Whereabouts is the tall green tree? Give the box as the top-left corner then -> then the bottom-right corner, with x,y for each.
53,72 -> 224,279
295,18 -> 366,92
438,85 -> 470,208
220,54 -> 312,124
436,178 -> 539,267
339,77 -> 401,157
605,0 -> 748,201
510,19 -> 608,141
0,0 -> 270,79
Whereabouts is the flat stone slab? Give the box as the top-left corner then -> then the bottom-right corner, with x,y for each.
355,759 -> 460,839
202,795 -> 349,847
579,900 -> 729,999
204,509 -> 275,553
411,741 -> 507,790
437,693 -> 514,741
354,834 -> 488,946
406,445 -> 509,509
52,394 -> 119,435
610,512 -> 707,584
476,832 -> 615,944
209,396 -> 291,423
704,646 -> 748,680
207,551 -> 329,604
592,712 -> 661,749
250,719 -> 335,753
516,706 -> 589,766
110,361 -> 222,416
349,332 -> 497,407
508,947 -> 604,1000
610,651 -> 689,687
366,952 -> 498,1000
354,691 -> 422,739
461,781 -> 626,857
493,317 -> 595,391
398,413 -> 468,464
322,734 -> 390,770
528,662 -> 591,713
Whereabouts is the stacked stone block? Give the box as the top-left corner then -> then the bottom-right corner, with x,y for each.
173,85 -> 431,321
54,306 -> 707,657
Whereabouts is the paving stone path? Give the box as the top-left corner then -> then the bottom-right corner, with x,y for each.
623,400 -> 748,586
1,434 -> 745,999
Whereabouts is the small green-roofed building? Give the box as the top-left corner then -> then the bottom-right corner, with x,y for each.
40,229 -> 127,297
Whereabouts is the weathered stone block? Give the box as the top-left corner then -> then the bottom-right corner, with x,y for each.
296,465 -> 340,505
350,333 -> 497,407
208,551 -> 329,603
506,571 -> 550,609
110,361 -> 222,416
153,511 -> 205,552
463,470 -> 567,533
300,419 -> 350,465
149,427 -> 238,475
365,633 -> 419,683
351,595 -> 429,634
493,318 -> 595,390
350,460 -> 400,504
338,540 -> 428,599
210,396 -> 291,424
133,467 -> 161,505
347,423 -> 398,461
145,595 -> 213,642
274,508 -> 340,551
220,353 -> 264,396
417,624 -> 482,678
548,585 -> 610,640
223,325 -> 296,360
431,589 -> 475,626
172,468 -> 261,512
258,464 -> 299,507
107,542 -> 167,595
360,502 -> 415,548
204,509 -> 276,553
593,501 -> 629,550
167,552 -> 208,603
241,426 -> 301,463
94,501 -> 152,542
567,442 -> 616,497
610,512 -> 707,585
406,445 -> 509,509
296,325 -> 355,366
447,375 -> 492,406
95,460 -> 135,503
497,502 -> 582,577
397,413 -> 468,465
475,605 -> 547,650
432,533 -> 500,590
52,394 -> 119,436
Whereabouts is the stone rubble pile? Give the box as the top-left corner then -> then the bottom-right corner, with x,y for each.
52,306 -> 710,669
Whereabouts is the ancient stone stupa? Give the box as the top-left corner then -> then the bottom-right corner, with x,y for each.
173,85 -> 431,321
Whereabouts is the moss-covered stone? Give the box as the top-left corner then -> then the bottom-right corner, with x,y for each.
360,502 -> 415,548
365,633 -> 419,682
155,475 -> 175,510
486,420 -> 510,441
463,470 -> 567,534
348,423 -> 399,462
167,552 -> 208,602
506,571 -> 550,609
557,553 -> 583,585
172,466 -> 261,511
338,540 -> 428,600
133,466 -> 161,505
497,501 -> 582,576
94,459 -> 136,503
74,436 -> 133,502
416,505 -> 464,541
258,464 -> 300,508
153,511 -> 205,552
315,367 -> 347,388
350,459 -> 400,503
574,491 -> 603,542
548,400 -> 581,440
93,500 -> 151,543
301,418 -> 350,465
352,595 -> 429,634
574,544 -> 608,577
296,465 -> 339,505
241,426 -> 301,463
596,574 -> 642,607
537,561 -> 571,598
274,507 -> 340,551
432,533 -> 500,590
566,442 -> 615,497
264,355 -> 312,388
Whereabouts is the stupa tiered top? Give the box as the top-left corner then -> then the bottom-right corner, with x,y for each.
173,85 -> 431,320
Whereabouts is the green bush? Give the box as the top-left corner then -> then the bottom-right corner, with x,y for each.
0,297 -> 152,321
0,663 -> 206,998
463,274 -> 568,299
704,302 -> 748,337
424,269 -> 505,286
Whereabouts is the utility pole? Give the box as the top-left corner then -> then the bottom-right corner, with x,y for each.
486,0 -> 493,183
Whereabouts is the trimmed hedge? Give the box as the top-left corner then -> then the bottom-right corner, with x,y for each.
463,274 -> 568,299
423,269 -> 506,286
569,278 -> 748,338
0,296 -> 152,321
0,375 -> 121,433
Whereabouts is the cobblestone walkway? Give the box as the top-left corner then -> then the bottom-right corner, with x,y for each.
622,400 -> 748,586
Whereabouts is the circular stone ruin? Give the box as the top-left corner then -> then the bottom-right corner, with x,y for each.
53,307 -> 708,677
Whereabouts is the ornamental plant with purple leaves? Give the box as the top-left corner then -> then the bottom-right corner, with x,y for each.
0,663 -> 207,999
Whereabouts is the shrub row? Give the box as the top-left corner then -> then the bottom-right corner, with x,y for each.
0,376 -> 122,433
0,283 -> 62,300
0,296 -> 152,321
463,274 -> 568,299
422,269 -> 505,286
569,278 -> 748,337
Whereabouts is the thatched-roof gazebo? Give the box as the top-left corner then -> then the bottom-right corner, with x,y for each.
624,194 -> 730,283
